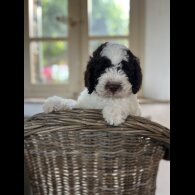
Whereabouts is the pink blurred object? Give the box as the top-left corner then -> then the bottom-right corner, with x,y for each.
42,66 -> 52,80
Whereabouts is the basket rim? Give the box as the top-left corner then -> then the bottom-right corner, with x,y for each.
24,109 -> 170,160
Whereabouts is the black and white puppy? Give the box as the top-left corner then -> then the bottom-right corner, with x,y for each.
43,42 -> 142,126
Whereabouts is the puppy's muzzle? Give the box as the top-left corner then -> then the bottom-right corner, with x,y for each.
105,82 -> 122,93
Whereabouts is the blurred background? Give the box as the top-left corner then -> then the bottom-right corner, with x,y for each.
24,0 -> 170,194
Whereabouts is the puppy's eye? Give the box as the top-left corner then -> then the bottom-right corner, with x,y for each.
117,67 -> 121,71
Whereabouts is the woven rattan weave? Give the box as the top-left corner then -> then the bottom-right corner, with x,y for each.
24,109 -> 170,195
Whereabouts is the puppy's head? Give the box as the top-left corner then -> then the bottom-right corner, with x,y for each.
84,42 -> 142,98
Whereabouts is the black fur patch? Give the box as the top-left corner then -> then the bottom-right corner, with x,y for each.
91,42 -> 108,58
84,43 -> 112,94
84,56 -> 112,94
121,50 -> 142,94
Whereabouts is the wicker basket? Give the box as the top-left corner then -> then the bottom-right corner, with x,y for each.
24,109 -> 170,195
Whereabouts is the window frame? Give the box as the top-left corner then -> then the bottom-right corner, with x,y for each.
25,0 -> 84,98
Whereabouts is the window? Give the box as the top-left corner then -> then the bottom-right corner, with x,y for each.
29,0 -> 69,84
88,0 -> 130,54
24,0 -> 142,98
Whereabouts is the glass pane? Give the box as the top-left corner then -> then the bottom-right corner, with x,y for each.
89,39 -> 129,55
30,41 -> 69,84
88,0 -> 130,36
29,0 -> 68,37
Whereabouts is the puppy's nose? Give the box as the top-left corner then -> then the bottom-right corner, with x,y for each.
105,82 -> 121,93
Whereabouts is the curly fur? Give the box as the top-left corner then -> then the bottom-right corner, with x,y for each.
43,42 -> 142,126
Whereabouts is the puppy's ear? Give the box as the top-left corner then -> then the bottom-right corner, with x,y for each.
122,55 -> 142,94
131,57 -> 142,94
84,56 -> 111,94
84,57 -> 94,94
84,42 -> 109,94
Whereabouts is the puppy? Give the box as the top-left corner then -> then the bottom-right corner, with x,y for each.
43,42 -> 142,126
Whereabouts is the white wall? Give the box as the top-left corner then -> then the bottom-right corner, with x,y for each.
143,0 -> 170,100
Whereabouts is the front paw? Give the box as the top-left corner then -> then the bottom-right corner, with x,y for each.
43,96 -> 76,113
102,107 -> 127,126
